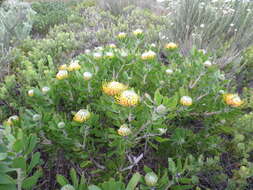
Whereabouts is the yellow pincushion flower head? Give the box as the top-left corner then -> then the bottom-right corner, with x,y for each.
68,60 -> 81,71
6,115 -> 19,126
118,124 -> 132,136
141,50 -> 156,60
102,81 -> 128,96
165,42 -> 178,50
117,32 -> 127,39
73,109 -> 91,123
133,29 -> 143,36
180,96 -> 193,106
58,64 -> 68,70
224,93 -> 243,107
116,90 -> 140,107
56,70 -> 68,80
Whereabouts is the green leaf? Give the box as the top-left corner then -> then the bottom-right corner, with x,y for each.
154,89 -> 163,105
143,165 -> 153,173
126,173 -> 141,190
176,158 -> 182,172
171,185 -> 194,190
78,174 -> 87,190
70,168 -> 79,188
22,169 -> 42,189
178,178 -> 192,184
26,135 -> 37,155
28,152 -> 41,173
0,184 -> 16,190
80,161 -> 92,168
164,94 -> 178,110
168,158 -> 176,175
13,139 -> 24,152
0,153 -> 8,161
0,174 -> 15,184
88,185 -> 102,190
56,174 -> 69,186
0,164 -> 16,173
13,157 -> 26,171
155,136 -> 169,143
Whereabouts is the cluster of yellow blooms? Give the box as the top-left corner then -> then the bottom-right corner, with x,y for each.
117,29 -> 143,39
56,60 -> 81,80
21,37 -> 245,135
102,81 -> 140,107
223,93 -> 243,107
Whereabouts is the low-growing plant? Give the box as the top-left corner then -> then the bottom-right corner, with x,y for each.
0,125 -> 42,190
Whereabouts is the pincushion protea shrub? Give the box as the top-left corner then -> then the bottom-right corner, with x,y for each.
1,29 -> 245,185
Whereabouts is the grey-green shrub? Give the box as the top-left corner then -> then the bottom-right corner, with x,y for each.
0,0 -> 35,49
0,0 -> 35,78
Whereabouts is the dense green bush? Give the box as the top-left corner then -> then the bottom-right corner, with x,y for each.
31,1 -> 71,35
0,1 -> 253,189
1,29 -> 249,189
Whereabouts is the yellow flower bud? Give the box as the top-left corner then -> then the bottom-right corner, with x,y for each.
58,64 -> 68,70
180,96 -> 193,106
141,50 -> 156,60
165,42 -> 178,50
73,109 -> 91,123
68,60 -> 81,71
6,115 -> 19,126
42,86 -> 50,94
165,69 -> 173,74
203,60 -> 212,67
117,32 -> 127,39
133,29 -> 143,36
117,124 -> 131,136
28,89 -> 34,97
145,172 -> 158,187
56,70 -> 68,80
83,72 -> 93,80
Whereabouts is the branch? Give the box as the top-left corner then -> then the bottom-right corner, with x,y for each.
89,156 -> 106,170
189,72 -> 205,89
